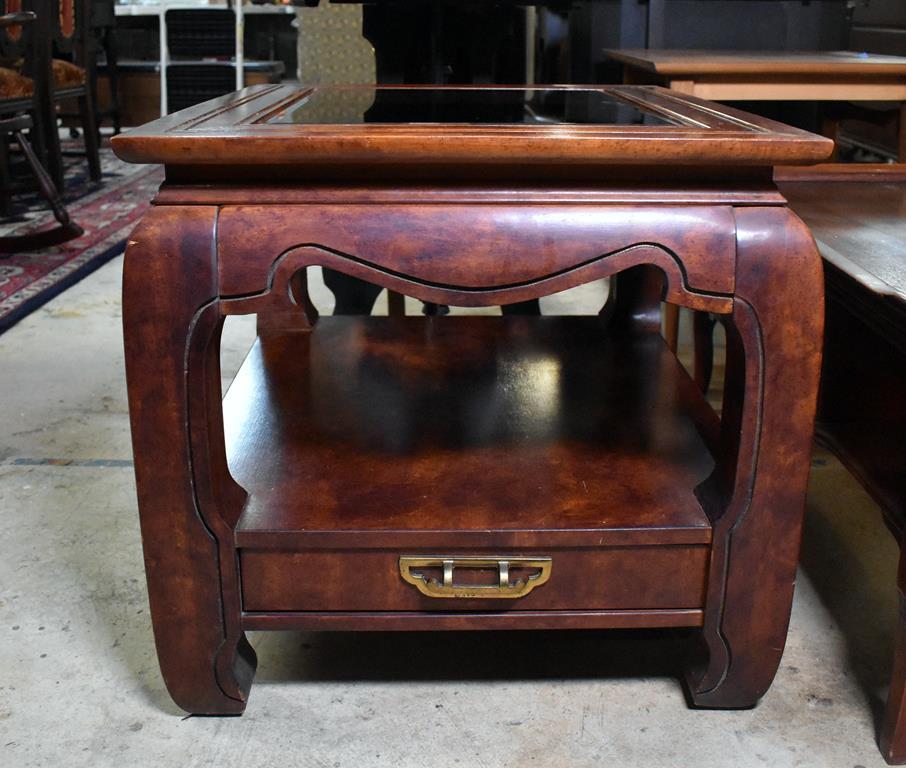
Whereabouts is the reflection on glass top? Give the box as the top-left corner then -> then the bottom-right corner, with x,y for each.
265,87 -> 675,127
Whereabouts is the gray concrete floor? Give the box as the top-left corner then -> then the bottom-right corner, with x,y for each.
0,257 -> 898,767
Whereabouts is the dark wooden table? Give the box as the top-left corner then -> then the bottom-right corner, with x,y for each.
607,49 -> 906,162
778,165 -> 906,764
111,84 -> 831,716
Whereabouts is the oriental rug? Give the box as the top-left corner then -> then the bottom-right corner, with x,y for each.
0,144 -> 162,334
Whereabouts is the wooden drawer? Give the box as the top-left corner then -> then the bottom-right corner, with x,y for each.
239,547 -> 709,612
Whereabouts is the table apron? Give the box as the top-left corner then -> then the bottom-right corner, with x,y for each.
215,203 -> 737,309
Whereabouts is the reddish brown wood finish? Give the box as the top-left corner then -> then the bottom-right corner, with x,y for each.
687,208 -> 823,707
226,319 -> 715,552
110,84 -> 832,170
241,610 -> 705,632
122,206 -> 254,714
240,548 -> 710,613
215,205 -> 737,299
115,85 -> 826,717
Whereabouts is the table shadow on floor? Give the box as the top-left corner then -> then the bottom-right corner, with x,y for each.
798,451 -> 899,731
251,628 -> 695,687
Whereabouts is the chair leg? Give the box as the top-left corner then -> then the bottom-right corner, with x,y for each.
26,104 -> 52,188
45,122 -> 64,191
17,131 -> 72,226
105,27 -> 122,135
39,101 -> 65,191
0,135 -> 11,217
79,91 -> 102,182
0,131 -> 83,254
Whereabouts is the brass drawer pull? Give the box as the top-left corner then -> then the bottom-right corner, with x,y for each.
399,556 -> 552,599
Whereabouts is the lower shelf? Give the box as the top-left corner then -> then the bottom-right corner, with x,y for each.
226,316 -> 716,548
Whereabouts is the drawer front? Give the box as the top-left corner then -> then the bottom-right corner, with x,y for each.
240,547 -> 709,612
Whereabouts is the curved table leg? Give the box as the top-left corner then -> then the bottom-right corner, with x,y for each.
602,264 -> 665,334
687,206 -> 823,707
881,549 -> 906,763
664,303 -> 680,350
123,206 -> 255,714
693,312 -> 717,394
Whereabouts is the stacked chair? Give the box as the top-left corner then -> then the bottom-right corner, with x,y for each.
0,2 -> 82,251
49,0 -> 99,186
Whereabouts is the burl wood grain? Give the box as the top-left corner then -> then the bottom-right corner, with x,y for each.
216,204 -> 736,300
240,548 -> 710,613
120,200 -> 824,715
110,84 -> 833,171
225,318 -> 714,551
686,207 -> 823,707
122,206 -> 255,714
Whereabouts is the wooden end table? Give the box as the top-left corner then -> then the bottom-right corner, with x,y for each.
111,84 -> 832,715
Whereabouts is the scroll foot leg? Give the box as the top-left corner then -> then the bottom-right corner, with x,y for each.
125,206 -> 255,715
686,207 -> 823,711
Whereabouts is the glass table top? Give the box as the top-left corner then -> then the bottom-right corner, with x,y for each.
264,87 -> 676,127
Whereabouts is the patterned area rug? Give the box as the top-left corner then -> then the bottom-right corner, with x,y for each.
0,143 -> 162,333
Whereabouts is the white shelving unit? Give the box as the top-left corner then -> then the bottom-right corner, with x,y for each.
114,1 -> 294,116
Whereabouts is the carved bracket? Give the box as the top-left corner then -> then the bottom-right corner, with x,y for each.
221,242 -> 733,319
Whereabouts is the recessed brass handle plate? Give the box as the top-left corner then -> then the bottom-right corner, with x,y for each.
399,556 -> 552,599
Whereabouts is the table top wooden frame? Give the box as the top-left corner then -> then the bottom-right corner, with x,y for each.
110,83 -> 833,171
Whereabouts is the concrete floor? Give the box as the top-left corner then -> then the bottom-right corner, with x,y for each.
0,257 -> 899,767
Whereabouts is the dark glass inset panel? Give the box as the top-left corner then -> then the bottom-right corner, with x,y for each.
266,87 -> 675,127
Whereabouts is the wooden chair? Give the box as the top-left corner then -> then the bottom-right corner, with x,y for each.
46,0 -> 100,187
89,0 -> 119,134
1,0 -> 100,192
1,0 -> 47,180
0,8 -> 83,251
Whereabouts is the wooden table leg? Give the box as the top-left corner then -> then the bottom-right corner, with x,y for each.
898,104 -> 906,164
821,112 -> 841,163
602,264 -> 665,334
686,207 -> 823,707
664,303 -> 680,351
667,79 -> 696,96
693,312 -> 717,394
881,547 -> 906,764
387,289 -> 406,317
123,206 -> 255,714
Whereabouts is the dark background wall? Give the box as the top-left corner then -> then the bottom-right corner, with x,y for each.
570,0 -> 853,84
850,0 -> 906,55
